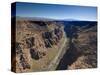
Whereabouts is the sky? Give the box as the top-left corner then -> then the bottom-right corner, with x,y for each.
12,2 -> 97,21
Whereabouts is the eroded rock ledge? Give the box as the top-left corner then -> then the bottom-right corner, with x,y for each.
12,21 -> 67,72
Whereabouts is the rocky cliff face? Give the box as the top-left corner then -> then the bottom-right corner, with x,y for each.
12,20 -> 66,72
56,24 -> 97,70
68,25 -> 97,69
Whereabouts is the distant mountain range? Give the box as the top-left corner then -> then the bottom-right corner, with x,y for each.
14,16 -> 97,22
15,16 -> 56,21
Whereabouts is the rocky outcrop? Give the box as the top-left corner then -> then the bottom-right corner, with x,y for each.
26,37 -> 35,48
15,42 -> 31,70
42,27 -> 63,48
30,48 -> 46,60
19,54 -> 31,70
12,20 -> 65,72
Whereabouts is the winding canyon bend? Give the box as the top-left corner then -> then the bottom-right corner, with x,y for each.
11,17 -> 97,73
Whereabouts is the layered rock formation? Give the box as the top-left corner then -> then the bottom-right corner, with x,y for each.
12,20 -> 66,72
